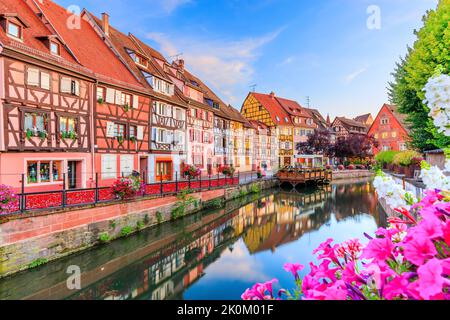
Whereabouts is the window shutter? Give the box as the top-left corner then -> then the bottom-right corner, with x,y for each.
137,126 -> 144,140
105,88 -> 115,104
152,128 -> 157,141
40,72 -> 51,90
27,68 -> 40,86
190,129 -> 194,142
133,95 -> 139,109
106,121 -> 115,138
60,77 -> 71,93
115,90 -> 122,105
74,81 -> 80,96
169,84 -> 174,96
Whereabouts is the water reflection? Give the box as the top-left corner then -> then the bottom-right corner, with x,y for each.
0,178 -> 385,300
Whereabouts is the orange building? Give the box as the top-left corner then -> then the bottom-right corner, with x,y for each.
368,104 -> 410,154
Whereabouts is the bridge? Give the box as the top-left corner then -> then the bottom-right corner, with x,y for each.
276,168 -> 332,188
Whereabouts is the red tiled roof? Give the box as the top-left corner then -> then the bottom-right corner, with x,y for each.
251,92 -> 292,126
34,0 -> 143,90
354,113 -> 372,124
0,0 -> 84,67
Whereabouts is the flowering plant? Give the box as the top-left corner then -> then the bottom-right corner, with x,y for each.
0,184 -> 19,214
111,178 -> 137,200
182,164 -> 201,179
337,165 -> 344,171
243,189 -> 450,300
423,73 -> 450,136
219,165 -> 235,177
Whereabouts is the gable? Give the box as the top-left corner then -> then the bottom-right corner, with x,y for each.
242,94 -> 275,127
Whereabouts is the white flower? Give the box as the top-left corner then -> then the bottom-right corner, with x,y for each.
423,74 -> 450,135
445,159 -> 450,173
373,174 -> 416,209
420,165 -> 450,191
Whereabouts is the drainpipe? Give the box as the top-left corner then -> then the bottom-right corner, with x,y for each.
91,81 -> 97,187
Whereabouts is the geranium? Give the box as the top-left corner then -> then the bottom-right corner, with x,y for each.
111,178 -> 136,200
182,164 -> 201,179
219,165 -> 235,177
0,184 -> 19,214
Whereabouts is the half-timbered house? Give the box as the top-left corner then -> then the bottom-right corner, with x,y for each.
0,0 -> 95,191
36,1 -> 151,187
86,13 -> 188,182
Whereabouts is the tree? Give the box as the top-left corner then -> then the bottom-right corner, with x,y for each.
296,129 -> 333,157
333,134 -> 378,162
389,0 -> 450,151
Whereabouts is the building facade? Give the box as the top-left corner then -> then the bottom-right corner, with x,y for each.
368,104 -> 410,154
331,117 -> 368,140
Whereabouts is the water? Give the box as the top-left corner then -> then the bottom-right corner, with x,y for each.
0,178 -> 385,300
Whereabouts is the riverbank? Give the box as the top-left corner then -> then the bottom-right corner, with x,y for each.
332,170 -> 374,180
0,178 -> 277,278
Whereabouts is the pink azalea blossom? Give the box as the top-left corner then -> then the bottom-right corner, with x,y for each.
402,236 -> 437,266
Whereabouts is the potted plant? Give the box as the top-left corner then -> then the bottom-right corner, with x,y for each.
69,131 -> 77,141
182,164 -> 201,179
26,128 -> 34,140
111,178 -> 136,200
38,130 -> 48,141
219,165 -> 235,177
97,97 -> 104,104
123,103 -> 130,112
117,135 -> 124,145
129,136 -> 137,143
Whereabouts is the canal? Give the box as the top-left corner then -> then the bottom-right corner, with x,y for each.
0,178 -> 385,300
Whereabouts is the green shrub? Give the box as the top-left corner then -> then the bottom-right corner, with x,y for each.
28,258 -> 48,269
120,226 -> 134,237
136,220 -> 145,230
204,198 -> 224,209
250,184 -> 261,194
375,151 -> 400,165
99,232 -> 111,243
156,211 -> 163,224
392,150 -> 422,167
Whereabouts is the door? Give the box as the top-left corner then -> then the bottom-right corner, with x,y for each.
67,161 -> 77,189
139,157 -> 148,181
156,161 -> 173,181
284,157 -> 291,166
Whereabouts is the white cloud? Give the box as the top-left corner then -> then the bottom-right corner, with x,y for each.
158,0 -> 192,14
146,28 -> 283,104
343,66 -> 368,84
279,56 -> 295,66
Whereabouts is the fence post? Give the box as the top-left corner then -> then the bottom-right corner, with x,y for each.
142,170 -> 146,197
238,171 -> 240,185
188,176 -> 191,190
209,173 -> 211,190
175,172 -> 178,193
20,173 -> 25,212
217,172 -> 220,186
62,173 -> 66,208
160,176 -> 163,195
199,174 -> 202,191
95,172 -> 99,204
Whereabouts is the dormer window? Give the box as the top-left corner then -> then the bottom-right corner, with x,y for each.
50,41 -> 60,56
7,21 -> 21,39
127,49 -> 147,67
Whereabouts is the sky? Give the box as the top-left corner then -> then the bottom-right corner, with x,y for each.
55,0 -> 439,119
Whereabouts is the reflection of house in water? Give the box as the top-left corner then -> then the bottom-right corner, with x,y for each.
67,182 -> 382,301
243,187 -> 332,253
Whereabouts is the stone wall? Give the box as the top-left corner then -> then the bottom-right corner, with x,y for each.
0,179 -> 276,278
332,170 -> 374,180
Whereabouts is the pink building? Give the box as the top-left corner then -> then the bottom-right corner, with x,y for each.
0,0 -> 95,192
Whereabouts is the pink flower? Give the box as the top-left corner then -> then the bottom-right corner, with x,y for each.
415,258 -> 447,300
402,236 -> 437,266
313,238 -> 340,265
411,211 -> 444,239
361,236 -> 394,262
283,263 -> 304,280
383,274 -> 411,300
336,239 -> 363,261
308,280 -> 348,300
443,220 -> 450,247
241,279 -> 279,300
309,260 -> 339,282
341,261 -> 365,285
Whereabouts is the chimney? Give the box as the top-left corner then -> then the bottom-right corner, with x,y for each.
101,13 -> 110,36
270,91 -> 275,98
177,59 -> 185,71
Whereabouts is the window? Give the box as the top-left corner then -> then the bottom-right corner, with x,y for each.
97,87 -> 105,101
392,131 -> 397,138
174,108 -> 184,121
374,133 -> 379,139
26,68 -> 51,90
399,143 -> 407,151
213,102 -> 220,110
26,160 -> 63,184
7,21 -> 21,39
276,116 -> 280,122
120,155 -> 134,177
101,155 -> 117,179
131,52 -> 147,66
61,77 -> 79,96
382,132 -> 388,139
383,146 -> 390,151
115,123 -> 126,138
24,112 -> 47,133
129,125 -> 137,139
381,118 -> 389,125
121,92 -> 132,106
50,41 -> 60,56
307,119 -> 313,125
59,116 -> 77,134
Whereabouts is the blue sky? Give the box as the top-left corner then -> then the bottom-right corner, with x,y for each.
55,0 -> 438,119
